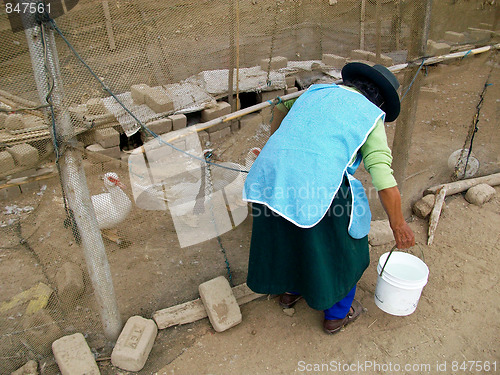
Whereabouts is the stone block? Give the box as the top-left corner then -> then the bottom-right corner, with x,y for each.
95,128 -> 120,148
0,151 -> 15,174
11,360 -> 38,375
131,84 -> 150,105
7,144 -> 38,166
469,28 -> 492,42
86,144 -> 121,159
322,53 -> 346,68
201,101 -> 231,123
145,117 -> 172,135
285,86 -> 299,95
412,194 -> 435,219
368,219 -> 393,246
23,310 -> 63,356
285,75 -> 296,88
86,98 -> 107,115
260,56 -> 288,71
145,87 -> 174,113
240,113 -> 262,129
169,114 -> 187,131
199,276 -> 242,332
259,89 -> 285,103
198,130 -> 210,145
209,126 -> 231,141
378,54 -> 394,67
465,184 -> 496,206
350,49 -> 372,61
5,114 -> 25,131
111,316 -> 158,372
426,40 -> 451,56
52,333 -> 100,375
55,262 -> 85,308
444,31 -> 466,44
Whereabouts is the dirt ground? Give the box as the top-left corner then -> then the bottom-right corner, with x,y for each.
1,47 -> 499,374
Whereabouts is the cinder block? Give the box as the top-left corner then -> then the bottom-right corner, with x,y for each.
465,184 -> 496,206
259,89 -> 285,103
95,128 -> 120,148
131,84 -> 150,105
368,219 -> 393,246
412,194 -> 435,219
322,54 -> 346,68
55,262 -> 85,309
260,56 -> 288,71
350,49 -> 372,61
209,126 -> 231,141
0,151 -> 15,174
86,144 -> 121,159
11,360 -> 38,375
426,40 -> 451,56
169,114 -> 187,131
86,98 -> 107,115
23,310 -> 62,356
201,101 -> 231,123
285,86 -> 299,95
199,276 -> 242,332
145,117 -> 172,135
111,316 -> 158,372
5,114 -> 25,131
285,75 -> 296,88
52,333 -> 100,375
7,144 -> 38,166
240,113 -> 263,129
444,31 -> 466,44
145,87 -> 174,113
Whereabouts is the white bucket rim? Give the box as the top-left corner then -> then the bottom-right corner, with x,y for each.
377,251 -> 429,289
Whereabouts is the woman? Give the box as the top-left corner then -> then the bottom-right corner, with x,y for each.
242,62 -> 415,334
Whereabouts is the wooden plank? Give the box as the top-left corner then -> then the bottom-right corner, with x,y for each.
427,187 -> 446,246
424,173 -> 500,196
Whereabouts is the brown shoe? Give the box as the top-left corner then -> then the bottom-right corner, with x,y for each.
323,299 -> 363,334
279,293 -> 302,308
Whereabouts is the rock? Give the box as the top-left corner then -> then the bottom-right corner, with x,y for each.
11,360 -> 38,375
55,262 -> 85,309
413,194 -> 435,219
282,308 -> 295,317
368,220 -> 393,246
465,184 -> 496,206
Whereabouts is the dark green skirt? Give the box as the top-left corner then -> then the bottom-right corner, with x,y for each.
247,178 -> 369,311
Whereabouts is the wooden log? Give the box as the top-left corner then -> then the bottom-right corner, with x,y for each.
427,186 -> 447,246
424,173 -> 500,196
152,283 -> 264,329
102,1 -> 116,51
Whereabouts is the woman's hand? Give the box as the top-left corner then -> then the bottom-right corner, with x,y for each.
391,221 -> 415,249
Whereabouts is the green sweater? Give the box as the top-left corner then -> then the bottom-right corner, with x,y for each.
276,93 -> 397,191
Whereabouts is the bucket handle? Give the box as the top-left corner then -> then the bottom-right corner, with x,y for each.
379,243 -> 425,277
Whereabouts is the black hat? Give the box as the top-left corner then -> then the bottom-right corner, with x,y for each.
341,62 -> 401,122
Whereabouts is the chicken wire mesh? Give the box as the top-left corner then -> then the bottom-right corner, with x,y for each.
0,0 -> 498,373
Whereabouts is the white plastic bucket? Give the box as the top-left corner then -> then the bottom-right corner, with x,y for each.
374,251 -> 429,316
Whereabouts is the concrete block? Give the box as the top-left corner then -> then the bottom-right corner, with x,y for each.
23,310 -> 62,356
7,144 -> 38,166
378,54 -> 394,67
0,185 -> 21,200
95,128 -> 120,148
322,53 -> 346,68
285,86 -> 299,95
5,114 -> 25,131
259,89 -> 285,103
350,49 -> 372,61
426,40 -> 451,56
131,84 -> 150,105
465,184 -> 496,206
145,117 -> 172,135
0,151 -> 15,174
412,194 -> 435,219
145,87 -> 174,113
52,333 -> 100,375
201,101 -> 231,123
169,114 -> 187,131
199,276 -> 242,332
260,56 -> 288,71
285,75 -> 296,88
469,28 -> 492,42
198,130 -> 210,145
444,31 -> 466,44
368,219 -> 393,246
209,126 -> 231,141
240,113 -> 263,129
11,360 -> 38,375
86,144 -> 121,159
86,98 -> 107,115
55,262 -> 85,308
111,316 -> 158,372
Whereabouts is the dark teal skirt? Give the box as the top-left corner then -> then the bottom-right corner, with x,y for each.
247,178 -> 369,311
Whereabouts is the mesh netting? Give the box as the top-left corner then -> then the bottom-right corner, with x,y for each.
0,0 -> 498,373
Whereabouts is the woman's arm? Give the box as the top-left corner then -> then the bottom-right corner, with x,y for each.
378,186 -> 415,249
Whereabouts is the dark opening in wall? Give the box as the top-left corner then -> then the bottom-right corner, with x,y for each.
186,111 -> 202,127
120,131 -> 143,151
238,92 -> 259,109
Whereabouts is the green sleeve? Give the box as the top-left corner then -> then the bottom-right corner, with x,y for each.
360,117 -> 397,191
275,98 -> 298,113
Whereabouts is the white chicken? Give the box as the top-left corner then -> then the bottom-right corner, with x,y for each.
91,172 -> 132,230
